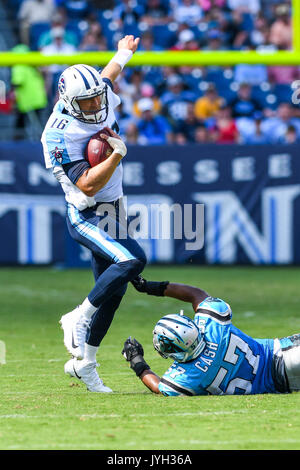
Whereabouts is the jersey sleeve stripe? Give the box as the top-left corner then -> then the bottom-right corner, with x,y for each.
196,308 -> 232,323
160,378 -> 195,396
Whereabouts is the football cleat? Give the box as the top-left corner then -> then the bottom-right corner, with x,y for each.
59,307 -> 90,359
64,358 -> 113,393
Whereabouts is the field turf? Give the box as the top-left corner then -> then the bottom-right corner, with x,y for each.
0,265 -> 300,451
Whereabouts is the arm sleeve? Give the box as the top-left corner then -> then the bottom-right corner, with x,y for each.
62,159 -> 90,184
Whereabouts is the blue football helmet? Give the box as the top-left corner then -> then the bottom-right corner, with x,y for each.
153,314 -> 205,363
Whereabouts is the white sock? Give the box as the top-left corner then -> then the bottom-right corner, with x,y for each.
79,298 -> 97,320
84,343 -> 98,363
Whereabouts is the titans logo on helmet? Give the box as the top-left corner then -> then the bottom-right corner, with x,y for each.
58,76 -> 65,95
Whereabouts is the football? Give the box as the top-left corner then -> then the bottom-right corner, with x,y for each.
84,128 -> 114,167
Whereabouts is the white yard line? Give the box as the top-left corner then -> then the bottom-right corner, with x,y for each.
0,410 -> 250,420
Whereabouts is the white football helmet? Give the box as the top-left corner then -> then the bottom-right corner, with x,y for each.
58,64 -> 108,124
153,314 -> 205,363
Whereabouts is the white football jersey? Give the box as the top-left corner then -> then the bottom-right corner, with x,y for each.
41,84 -> 123,210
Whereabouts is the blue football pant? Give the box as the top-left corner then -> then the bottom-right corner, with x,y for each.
66,199 -> 146,346
87,255 -> 128,347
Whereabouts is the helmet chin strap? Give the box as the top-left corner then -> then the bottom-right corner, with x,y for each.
179,310 -> 184,316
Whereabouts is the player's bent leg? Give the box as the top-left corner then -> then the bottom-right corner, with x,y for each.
63,203 -> 146,358
281,334 -> 300,392
86,284 -> 127,348
64,357 -> 112,393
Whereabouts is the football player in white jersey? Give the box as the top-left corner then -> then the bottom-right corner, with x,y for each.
41,35 -> 147,393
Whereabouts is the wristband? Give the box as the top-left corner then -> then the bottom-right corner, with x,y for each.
130,354 -> 151,377
110,49 -> 133,70
146,281 -> 169,297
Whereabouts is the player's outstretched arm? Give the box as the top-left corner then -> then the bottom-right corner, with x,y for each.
122,337 -> 161,394
76,131 -> 127,197
131,276 -> 209,312
101,35 -> 140,83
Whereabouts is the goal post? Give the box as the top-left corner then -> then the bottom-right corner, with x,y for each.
0,0 -> 299,67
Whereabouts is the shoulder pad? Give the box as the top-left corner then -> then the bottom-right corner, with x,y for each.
196,296 -> 232,324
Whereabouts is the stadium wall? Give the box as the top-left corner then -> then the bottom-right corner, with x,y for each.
0,142 -> 299,266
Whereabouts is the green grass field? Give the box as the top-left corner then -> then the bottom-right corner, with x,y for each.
1,265 -> 300,451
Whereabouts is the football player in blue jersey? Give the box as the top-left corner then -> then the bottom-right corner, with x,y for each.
123,276 -> 300,396
41,35 -> 147,393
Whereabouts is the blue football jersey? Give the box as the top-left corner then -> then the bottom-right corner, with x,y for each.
158,297 -> 277,397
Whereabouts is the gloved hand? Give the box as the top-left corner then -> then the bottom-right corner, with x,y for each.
131,275 -> 169,296
122,336 -> 144,361
131,275 -> 147,293
100,130 -> 127,157
122,336 -> 150,377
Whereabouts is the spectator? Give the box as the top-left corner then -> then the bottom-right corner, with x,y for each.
132,83 -> 162,118
137,98 -> 172,145
229,83 -> 262,119
172,0 -> 203,26
279,125 -> 298,144
79,29 -> 107,52
41,27 -> 77,101
194,123 -> 210,143
161,74 -> 197,124
249,13 -> 270,49
261,102 -> 300,143
269,4 -> 292,49
194,83 -> 224,120
37,12 -> 78,48
141,0 -> 171,26
209,104 -> 239,143
78,21 -> 107,51
172,29 -> 200,51
175,102 -> 204,141
113,0 -> 145,29
237,111 -> 268,144
117,69 -> 145,114
203,29 -> 225,51
18,0 -> 55,45
125,122 -> 140,144
227,10 -> 250,49
173,132 -> 188,145
10,44 -> 48,139
139,31 -> 163,52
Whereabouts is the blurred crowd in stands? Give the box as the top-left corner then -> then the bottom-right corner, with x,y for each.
1,0 -> 300,144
